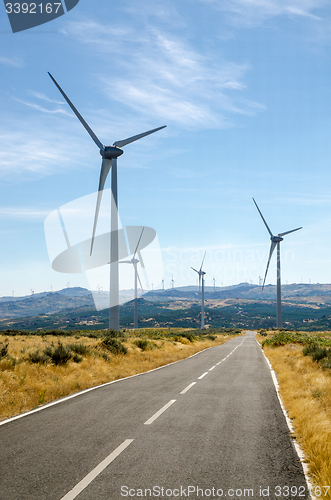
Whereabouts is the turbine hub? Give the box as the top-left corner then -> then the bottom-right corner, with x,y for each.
271,236 -> 283,243
100,146 -> 124,159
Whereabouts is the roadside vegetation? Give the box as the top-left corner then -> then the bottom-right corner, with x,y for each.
0,327 -> 242,421
256,329 -> 331,497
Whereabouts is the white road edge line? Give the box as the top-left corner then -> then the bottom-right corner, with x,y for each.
180,382 -> 196,394
256,337 -> 315,500
60,439 -> 134,500
198,372 -> 208,380
144,400 -> 176,425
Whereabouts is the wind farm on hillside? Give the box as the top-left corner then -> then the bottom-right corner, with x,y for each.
44,73 -> 309,333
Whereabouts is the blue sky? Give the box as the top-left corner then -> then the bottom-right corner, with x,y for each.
1,0 -> 331,297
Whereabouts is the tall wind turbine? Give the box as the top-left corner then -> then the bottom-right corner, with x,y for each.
48,73 -> 166,331
192,252 -> 206,329
120,227 -> 145,329
253,198 -> 302,328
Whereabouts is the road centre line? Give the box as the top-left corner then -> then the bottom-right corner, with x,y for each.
144,400 -> 176,425
180,382 -> 196,394
60,439 -> 134,500
209,366 -> 216,371
198,372 -> 208,379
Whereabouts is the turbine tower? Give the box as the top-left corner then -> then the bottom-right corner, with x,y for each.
120,227 -> 145,329
48,73 -> 166,331
192,252 -> 206,329
253,198 -> 302,328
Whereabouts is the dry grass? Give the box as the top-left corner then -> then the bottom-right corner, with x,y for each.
258,332 -> 331,496
0,331 -> 240,421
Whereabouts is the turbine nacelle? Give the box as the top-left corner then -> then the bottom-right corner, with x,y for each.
100,146 -> 124,159
271,235 -> 283,243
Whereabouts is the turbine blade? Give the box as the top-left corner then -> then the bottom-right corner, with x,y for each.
278,227 -> 302,237
137,271 -> 144,292
137,249 -> 145,269
262,241 -> 277,290
252,198 -> 273,238
191,267 -> 199,274
113,126 -> 166,148
199,274 -> 202,290
48,72 -> 105,151
90,158 -> 111,255
133,227 -> 145,259
200,251 -> 206,272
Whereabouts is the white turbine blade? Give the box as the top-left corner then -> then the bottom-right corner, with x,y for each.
113,126 -> 166,148
137,249 -> 145,269
90,158 -> 111,255
133,227 -> 145,259
253,198 -> 273,238
200,251 -> 206,272
48,72 -> 105,152
279,227 -> 302,237
137,271 -> 144,292
191,267 -> 199,274
262,241 -> 277,290
199,273 -> 202,290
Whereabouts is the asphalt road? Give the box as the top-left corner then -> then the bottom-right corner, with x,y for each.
0,331 -> 309,500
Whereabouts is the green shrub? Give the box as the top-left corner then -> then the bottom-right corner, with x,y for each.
0,342 -> 9,359
44,342 -> 72,365
206,334 -> 217,341
312,347 -> 328,362
180,332 -> 197,342
68,343 -> 91,356
134,339 -> 158,351
100,337 -> 127,355
28,350 -> 50,364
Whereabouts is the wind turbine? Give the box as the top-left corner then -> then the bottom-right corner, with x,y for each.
120,227 -> 145,329
192,252 -> 206,329
253,198 -> 302,328
48,73 -> 166,331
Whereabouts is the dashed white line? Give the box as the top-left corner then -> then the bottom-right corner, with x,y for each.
180,382 -> 196,394
60,439 -> 134,500
209,366 -> 216,371
198,372 -> 208,380
144,400 -> 176,425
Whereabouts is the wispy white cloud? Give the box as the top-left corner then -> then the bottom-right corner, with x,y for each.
0,55 -> 24,67
14,98 -> 72,116
197,0 -> 328,25
0,207 -> 51,218
63,21 -> 265,130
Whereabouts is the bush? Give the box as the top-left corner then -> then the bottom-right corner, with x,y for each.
0,342 -> 8,359
180,332 -> 197,342
100,337 -> 127,355
134,339 -> 158,351
28,350 -> 50,364
68,343 -> 91,356
44,342 -> 72,365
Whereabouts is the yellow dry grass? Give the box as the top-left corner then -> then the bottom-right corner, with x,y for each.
259,335 -> 331,496
0,332 -> 240,421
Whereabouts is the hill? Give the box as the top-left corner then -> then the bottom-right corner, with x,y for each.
2,283 -> 331,331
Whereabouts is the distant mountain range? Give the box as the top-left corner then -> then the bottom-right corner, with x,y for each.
2,283 -> 331,331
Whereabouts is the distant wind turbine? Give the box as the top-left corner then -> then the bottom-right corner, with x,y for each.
48,73 -> 166,331
120,227 -> 145,329
253,198 -> 302,328
192,252 -> 206,329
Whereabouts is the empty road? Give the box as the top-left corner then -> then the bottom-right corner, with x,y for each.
0,331 -> 309,499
